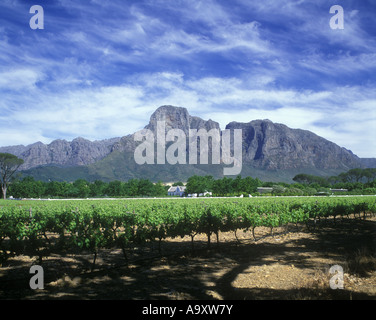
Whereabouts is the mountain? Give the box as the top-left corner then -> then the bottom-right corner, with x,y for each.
0,137 -> 121,170
111,105 -> 220,154
226,119 -> 361,170
1,105 -> 374,183
144,105 -> 220,134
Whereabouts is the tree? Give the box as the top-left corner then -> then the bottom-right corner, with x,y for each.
9,176 -> 46,198
272,185 -> 286,195
346,168 -> 364,183
137,179 -> 154,196
106,180 -> 124,197
46,181 -> 71,198
72,179 -> 90,198
153,181 -> 167,197
0,153 -> 24,199
231,175 -> 243,193
186,175 -> 213,194
212,177 -> 233,196
242,176 -> 261,194
292,173 -> 329,187
89,180 -> 107,197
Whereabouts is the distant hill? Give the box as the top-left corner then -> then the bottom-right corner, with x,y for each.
1,105 -> 374,183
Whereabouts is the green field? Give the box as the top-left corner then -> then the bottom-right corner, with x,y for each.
1,196 -> 375,267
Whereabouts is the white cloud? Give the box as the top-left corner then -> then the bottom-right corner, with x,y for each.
0,70 -> 374,157
0,0 -> 375,160
0,68 -> 44,90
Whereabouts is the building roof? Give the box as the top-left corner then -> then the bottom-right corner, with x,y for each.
168,186 -> 186,192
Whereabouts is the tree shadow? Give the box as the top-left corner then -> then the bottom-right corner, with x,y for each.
215,217 -> 376,300
0,217 -> 375,300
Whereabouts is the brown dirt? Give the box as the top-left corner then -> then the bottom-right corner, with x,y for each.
1,216 -> 375,300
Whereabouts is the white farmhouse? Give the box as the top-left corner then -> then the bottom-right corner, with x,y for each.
167,186 -> 186,197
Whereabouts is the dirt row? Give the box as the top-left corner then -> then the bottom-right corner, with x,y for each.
1,216 -> 375,300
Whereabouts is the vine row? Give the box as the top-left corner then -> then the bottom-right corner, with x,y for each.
1,196 -> 375,267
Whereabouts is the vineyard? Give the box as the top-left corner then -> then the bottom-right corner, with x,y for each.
1,196 -> 375,269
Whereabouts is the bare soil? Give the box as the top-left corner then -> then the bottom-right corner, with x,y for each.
1,216 -> 375,300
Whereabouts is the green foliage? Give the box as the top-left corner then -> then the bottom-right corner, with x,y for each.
0,153 -> 24,199
186,175 -> 214,194
293,168 -> 376,187
7,166 -> 376,200
1,196 -> 375,265
7,177 -> 169,199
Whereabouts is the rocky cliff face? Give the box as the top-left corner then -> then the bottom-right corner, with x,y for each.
144,105 -> 220,134
113,105 -> 221,153
226,119 -> 362,170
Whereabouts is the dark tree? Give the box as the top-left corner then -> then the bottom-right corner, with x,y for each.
0,153 -> 24,200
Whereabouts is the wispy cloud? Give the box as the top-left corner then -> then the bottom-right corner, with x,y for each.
0,0 -> 375,158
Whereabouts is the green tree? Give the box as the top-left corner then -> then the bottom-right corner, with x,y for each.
89,180 -> 107,197
46,181 -> 71,198
347,168 -> 365,183
137,179 -> 154,196
242,176 -> 261,194
73,179 -> 90,198
0,153 -> 24,199
231,175 -> 243,193
106,180 -> 124,197
292,174 -> 311,185
153,181 -> 167,197
293,173 -> 328,187
186,175 -> 213,194
9,176 -> 46,198
212,177 -> 233,196
272,185 -> 286,195
364,168 -> 376,182
124,179 -> 139,197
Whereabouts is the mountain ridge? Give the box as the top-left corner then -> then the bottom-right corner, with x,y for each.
0,137 -> 121,170
1,105 -> 374,183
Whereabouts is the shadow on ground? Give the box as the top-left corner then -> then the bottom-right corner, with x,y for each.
1,216 -> 375,300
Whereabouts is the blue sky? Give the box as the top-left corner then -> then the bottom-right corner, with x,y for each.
0,0 -> 375,158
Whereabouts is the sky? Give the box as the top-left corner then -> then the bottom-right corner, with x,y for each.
0,0 -> 375,158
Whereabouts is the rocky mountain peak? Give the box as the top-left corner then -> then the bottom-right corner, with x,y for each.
145,105 -> 220,135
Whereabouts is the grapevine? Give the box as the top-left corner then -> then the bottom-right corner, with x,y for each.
0,196 -> 375,266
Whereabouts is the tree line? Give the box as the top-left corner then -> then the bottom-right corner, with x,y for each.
3,170 -> 376,199
185,175 -> 262,196
292,168 -> 376,190
185,168 -> 376,197
1,152 -> 376,199
7,177 -> 167,199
